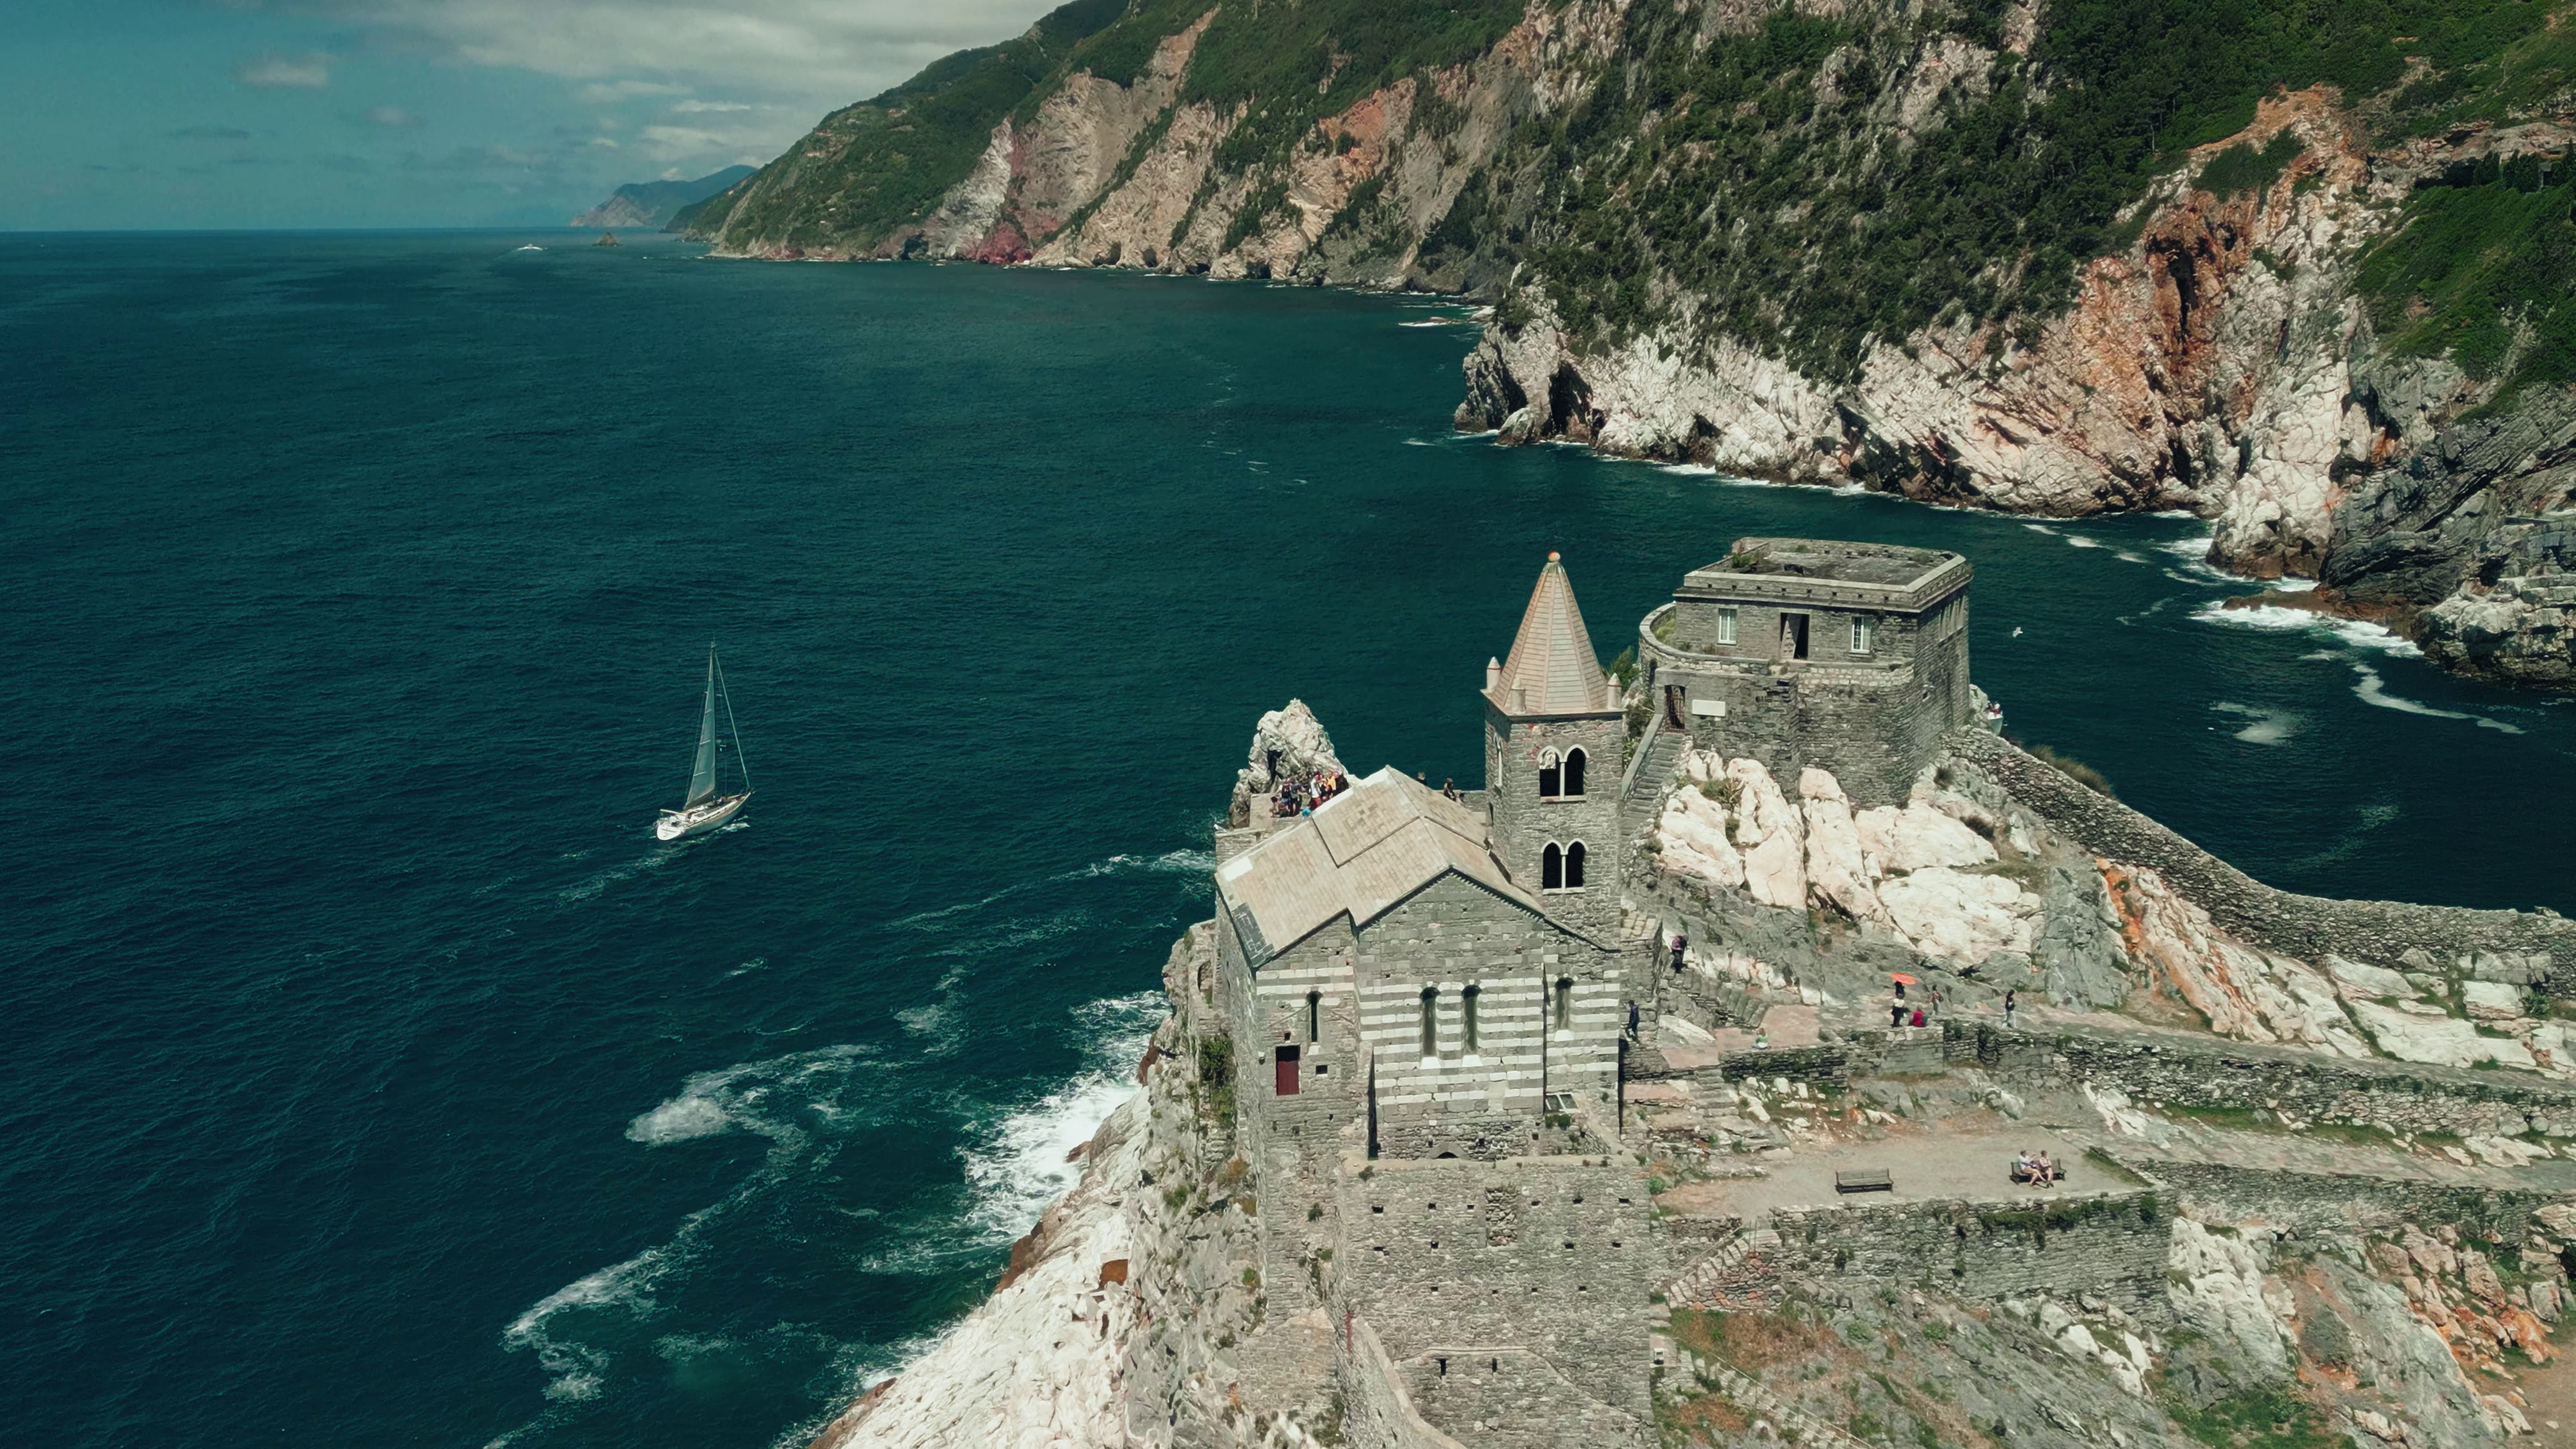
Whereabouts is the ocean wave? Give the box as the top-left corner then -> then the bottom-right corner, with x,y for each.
625,1042 -> 875,1149
2022,522 -> 2059,535
2189,601 -> 2423,655
2351,663 -> 2526,733
1062,849 -> 1216,879
957,992 -> 1163,1248
501,1238 -> 684,1403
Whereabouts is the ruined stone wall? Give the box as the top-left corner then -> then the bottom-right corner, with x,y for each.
1943,729 -> 2576,988
1335,1153 -> 1662,1419
1342,1315 -> 1471,1449
1399,1347 -> 1652,1449
1963,1019 -> 2576,1137
1766,1192 -> 2171,1304
2109,1152 -> 2568,1242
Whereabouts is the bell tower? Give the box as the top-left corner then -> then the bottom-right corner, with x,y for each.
1482,552 -> 1626,936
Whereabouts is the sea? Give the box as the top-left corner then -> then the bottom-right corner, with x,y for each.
2,231 -> 2569,1449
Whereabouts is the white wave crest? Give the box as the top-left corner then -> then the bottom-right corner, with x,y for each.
501,1240 -> 679,1402
957,992 -> 1165,1247
2189,602 -> 2422,655
627,1094 -> 737,1144
2351,664 -> 2526,733
2211,702 -> 2299,745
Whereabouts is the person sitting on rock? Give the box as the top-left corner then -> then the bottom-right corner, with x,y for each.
1909,1006 -> 1926,1028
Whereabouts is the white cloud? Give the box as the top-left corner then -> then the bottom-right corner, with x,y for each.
323,1 -> 1056,109
581,79 -> 690,102
363,105 -> 423,127
237,54 -> 332,89
672,99 -> 752,113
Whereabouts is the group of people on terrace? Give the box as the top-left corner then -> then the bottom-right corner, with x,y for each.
2010,1148 -> 2062,1187
1270,769 -> 1352,818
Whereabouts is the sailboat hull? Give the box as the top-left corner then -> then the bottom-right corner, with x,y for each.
655,792 -> 749,841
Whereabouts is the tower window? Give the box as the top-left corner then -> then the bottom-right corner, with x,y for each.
1715,608 -> 1737,645
1554,977 -> 1573,1030
1420,987 -> 1438,1057
1542,843 -> 1564,890
1562,748 -> 1586,797
1306,989 -> 1321,1043
1462,985 -> 1481,1051
1850,616 -> 1876,655
1565,841 -> 1587,889
1537,749 -> 1561,798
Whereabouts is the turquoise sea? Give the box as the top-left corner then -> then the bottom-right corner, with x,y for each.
1,231 -> 2568,1448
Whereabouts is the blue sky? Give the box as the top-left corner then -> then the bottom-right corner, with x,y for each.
3,0 -> 1059,229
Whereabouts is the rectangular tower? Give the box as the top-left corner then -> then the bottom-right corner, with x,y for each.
1633,538 -> 1971,805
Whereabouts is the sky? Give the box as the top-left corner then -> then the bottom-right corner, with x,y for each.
1,0 -> 1061,229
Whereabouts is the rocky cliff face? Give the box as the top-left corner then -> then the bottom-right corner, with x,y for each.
684,0 -> 2576,690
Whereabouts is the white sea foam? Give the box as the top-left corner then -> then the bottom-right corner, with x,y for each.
2351,663 -> 2525,733
2272,576 -> 2318,593
2115,550 -> 2147,564
2189,601 -> 2423,656
502,1239 -> 682,1402
627,1094 -> 737,1144
957,991 -> 1164,1247
2211,702 -> 2299,745
2064,533 -> 2102,549
2022,522 -> 2059,535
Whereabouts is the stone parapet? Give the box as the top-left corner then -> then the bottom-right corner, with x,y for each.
1765,1191 -> 2170,1304
1944,729 -> 2575,991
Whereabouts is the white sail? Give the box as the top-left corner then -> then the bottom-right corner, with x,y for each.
686,648 -> 720,807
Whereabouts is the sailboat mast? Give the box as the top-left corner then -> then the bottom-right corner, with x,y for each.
685,645 -> 720,807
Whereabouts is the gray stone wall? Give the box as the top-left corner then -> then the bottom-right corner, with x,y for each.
1766,1192 -> 2171,1304
2108,1152 -> 2568,1242
1336,1153 -> 1662,1418
1399,1348 -> 1650,1449
1962,1020 -> 2576,1137
1944,729 -> 2576,988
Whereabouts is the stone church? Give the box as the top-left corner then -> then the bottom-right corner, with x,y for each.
1201,539 -> 1975,1447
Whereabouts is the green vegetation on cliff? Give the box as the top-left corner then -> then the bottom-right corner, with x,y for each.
1501,0 -> 2558,380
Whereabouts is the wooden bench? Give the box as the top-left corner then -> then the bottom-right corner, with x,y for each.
1834,1169 -> 1894,1195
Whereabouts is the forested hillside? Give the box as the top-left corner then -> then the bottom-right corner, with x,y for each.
682,0 -> 2576,690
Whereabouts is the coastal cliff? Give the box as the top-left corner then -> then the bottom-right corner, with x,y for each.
679,0 -> 2576,689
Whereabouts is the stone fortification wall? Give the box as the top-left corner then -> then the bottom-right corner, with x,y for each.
1342,1316 -> 1470,1449
2108,1151 -> 2570,1242
1399,1347 -> 1652,1449
1766,1191 -> 2171,1305
1962,1020 -> 2576,1137
1943,729 -> 2575,989
1336,1153 -> 1661,1419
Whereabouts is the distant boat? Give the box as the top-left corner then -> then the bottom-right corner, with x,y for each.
515,244 -> 544,252
655,645 -> 752,841
594,231 -> 620,248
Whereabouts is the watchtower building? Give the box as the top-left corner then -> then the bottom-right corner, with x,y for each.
1634,537 -> 1971,805
1481,552 -> 1627,939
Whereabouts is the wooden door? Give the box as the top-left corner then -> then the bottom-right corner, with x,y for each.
1274,1044 -> 1301,1096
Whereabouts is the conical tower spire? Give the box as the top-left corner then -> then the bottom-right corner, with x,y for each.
1485,551 -> 1610,715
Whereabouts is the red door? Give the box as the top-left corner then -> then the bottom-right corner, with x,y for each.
1275,1044 -> 1301,1096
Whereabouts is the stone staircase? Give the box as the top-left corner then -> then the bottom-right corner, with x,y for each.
1664,1228 -> 1784,1310
1621,720 -> 1688,808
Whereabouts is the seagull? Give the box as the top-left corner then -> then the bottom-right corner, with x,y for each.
2011,626 -> 2024,637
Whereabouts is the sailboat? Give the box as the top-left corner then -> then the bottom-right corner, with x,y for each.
655,645 -> 752,841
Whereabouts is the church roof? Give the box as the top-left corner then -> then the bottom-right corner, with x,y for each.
1214,768 -> 1538,964
1485,552 -> 1613,716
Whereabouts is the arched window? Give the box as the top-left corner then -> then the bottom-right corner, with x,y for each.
1542,843 -> 1564,890
1563,748 -> 1586,796
1566,841 -> 1587,889
1419,987 -> 1438,1057
1536,749 -> 1562,798
1462,985 -> 1481,1052
1306,989 -> 1321,1043
1554,977 -> 1574,1030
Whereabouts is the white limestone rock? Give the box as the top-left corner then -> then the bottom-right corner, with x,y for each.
2324,955 -> 2419,1001
2462,979 -> 2526,1021
1728,758 -> 1807,910
1655,783 -> 1745,891
1229,700 -> 1345,825
2349,1000 -> 2539,1071
1878,867 -> 2037,964
1854,801 -> 1998,875
2166,1220 -> 2292,1375
1799,767 -> 1894,928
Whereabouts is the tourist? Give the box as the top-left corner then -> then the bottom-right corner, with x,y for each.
2034,1151 -> 2057,1187
1909,1006 -> 1926,1028
2012,1149 -> 2037,1184
1670,932 -> 1688,972
1625,1001 -> 1640,1040
1442,777 -> 1460,802
2003,989 -> 2018,1030
1890,1002 -> 1907,1029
